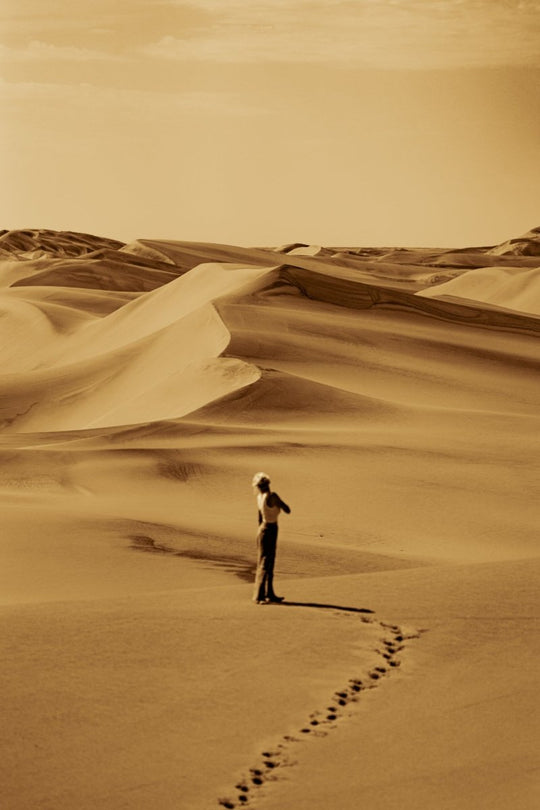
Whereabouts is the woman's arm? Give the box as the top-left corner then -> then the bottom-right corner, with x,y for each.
271,492 -> 291,514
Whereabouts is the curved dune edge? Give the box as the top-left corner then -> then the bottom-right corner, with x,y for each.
120,239 -> 178,265
187,366 -> 404,429
0,308 -> 262,432
0,263 -> 277,432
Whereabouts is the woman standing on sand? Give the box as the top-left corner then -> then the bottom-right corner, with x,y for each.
252,472 -> 291,604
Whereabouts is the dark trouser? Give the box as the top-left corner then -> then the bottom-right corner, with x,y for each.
253,522 -> 278,601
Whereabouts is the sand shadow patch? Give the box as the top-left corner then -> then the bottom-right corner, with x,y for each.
278,600 -> 374,615
128,534 -> 256,583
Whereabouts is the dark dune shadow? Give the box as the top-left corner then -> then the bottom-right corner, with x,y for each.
279,600 -> 374,614
129,534 -> 256,583
128,536 -> 376,602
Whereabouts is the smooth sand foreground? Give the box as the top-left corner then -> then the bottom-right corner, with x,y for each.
0,228 -> 538,809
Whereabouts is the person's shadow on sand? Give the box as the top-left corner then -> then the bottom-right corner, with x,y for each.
278,600 -> 374,614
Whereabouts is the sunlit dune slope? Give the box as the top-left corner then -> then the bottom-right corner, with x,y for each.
417,265 -> 540,317
0,263 -> 273,431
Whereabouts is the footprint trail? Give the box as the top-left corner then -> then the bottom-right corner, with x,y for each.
217,615 -> 421,809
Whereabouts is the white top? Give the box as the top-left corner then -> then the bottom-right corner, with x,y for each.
257,491 -> 281,524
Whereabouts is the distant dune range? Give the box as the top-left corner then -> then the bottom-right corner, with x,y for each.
0,227 -> 538,810
1,227 -> 539,432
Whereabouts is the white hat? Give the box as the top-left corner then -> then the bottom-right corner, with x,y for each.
252,472 -> 270,487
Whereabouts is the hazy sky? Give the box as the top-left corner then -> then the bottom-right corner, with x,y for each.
1,0 -> 539,247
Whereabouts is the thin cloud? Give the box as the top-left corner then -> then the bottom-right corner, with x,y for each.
146,0 -> 540,69
0,40 -> 125,62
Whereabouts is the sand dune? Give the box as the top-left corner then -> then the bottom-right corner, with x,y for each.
0,227 -> 124,259
0,262 -> 272,430
9,251 -> 180,292
417,265 -> 540,317
0,227 -> 538,809
488,225 -> 540,257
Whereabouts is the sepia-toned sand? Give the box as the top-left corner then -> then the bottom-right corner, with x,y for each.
1,227 -> 539,809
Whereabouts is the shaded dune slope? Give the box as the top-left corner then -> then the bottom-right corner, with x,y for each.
0,228 -> 124,260
276,263 -> 540,332
9,250 -> 180,292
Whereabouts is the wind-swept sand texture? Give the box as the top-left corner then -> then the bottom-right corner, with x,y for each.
0,228 -> 539,809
